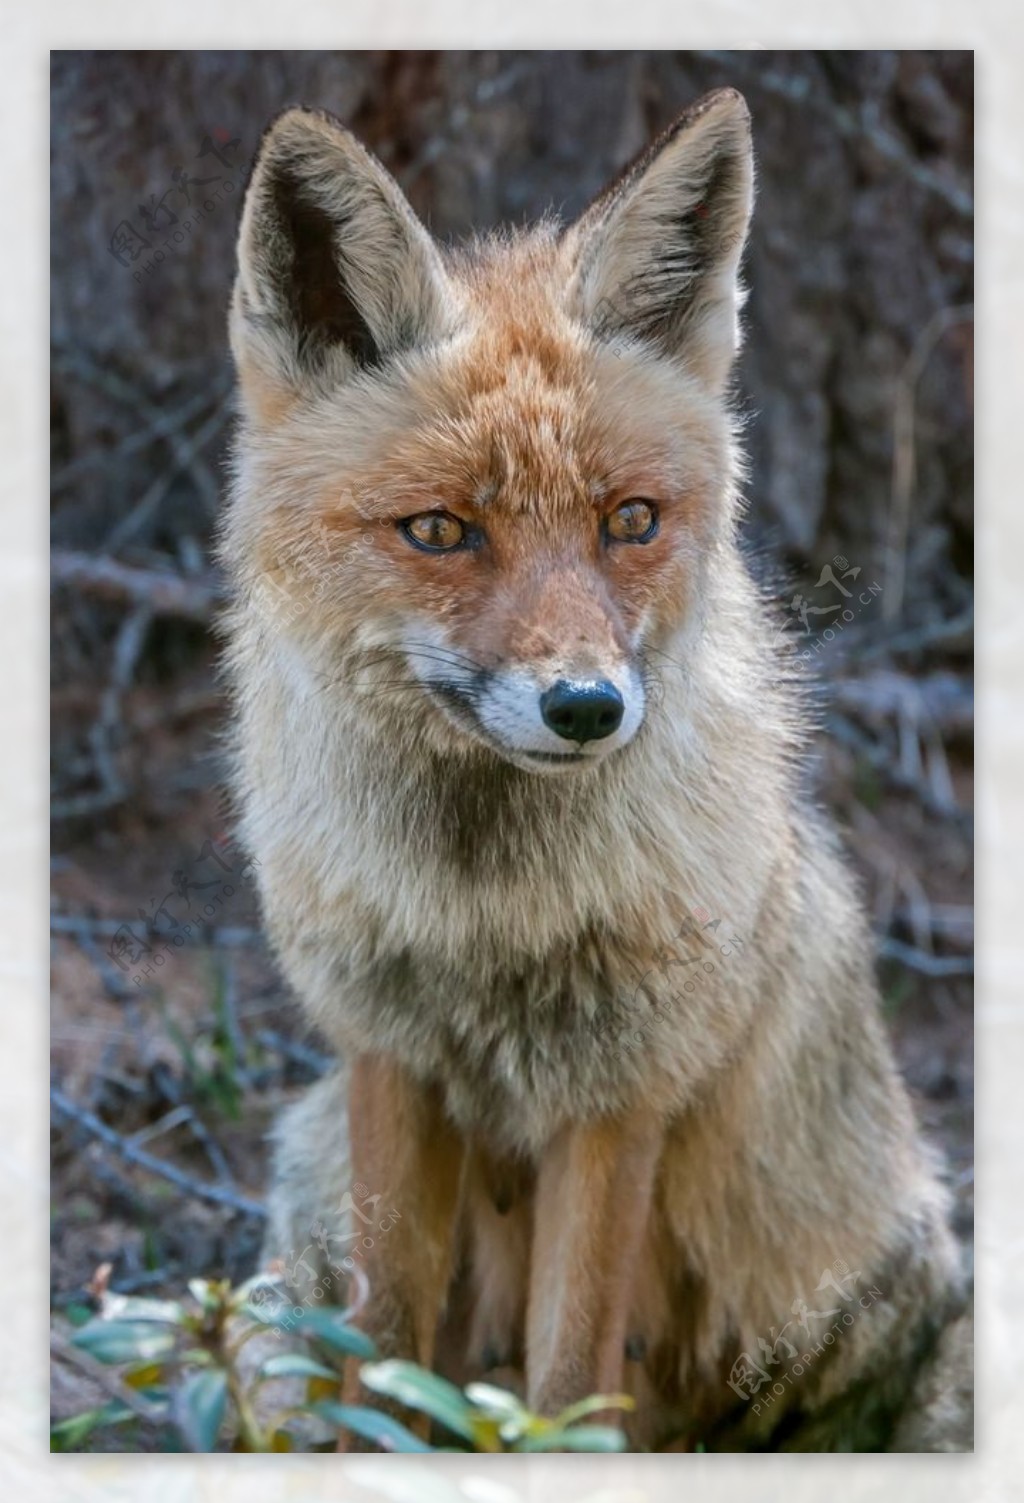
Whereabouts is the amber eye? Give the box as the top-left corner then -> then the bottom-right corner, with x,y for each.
401,511 -> 467,552
606,499 -> 659,544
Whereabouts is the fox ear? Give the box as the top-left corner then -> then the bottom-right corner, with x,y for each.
568,88 -> 754,393
231,107 -> 452,422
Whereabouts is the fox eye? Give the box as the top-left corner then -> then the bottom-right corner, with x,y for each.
401,511 -> 467,552
606,499 -> 659,544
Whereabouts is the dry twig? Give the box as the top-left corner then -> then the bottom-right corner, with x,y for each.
51,550 -> 223,623
51,1085 -> 266,1220
51,1327 -> 167,1425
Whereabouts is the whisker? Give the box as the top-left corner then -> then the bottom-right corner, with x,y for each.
643,644 -> 688,680
401,639 -> 492,675
326,676 -> 425,692
341,645 -> 487,680
308,667 -> 486,708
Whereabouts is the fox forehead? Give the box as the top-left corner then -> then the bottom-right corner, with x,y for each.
411,240 -> 724,506
268,286 -> 729,537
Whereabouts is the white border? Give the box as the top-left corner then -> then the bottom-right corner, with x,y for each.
13,11 -> 1017,1500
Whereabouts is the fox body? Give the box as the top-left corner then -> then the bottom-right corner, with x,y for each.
222,90 -> 970,1450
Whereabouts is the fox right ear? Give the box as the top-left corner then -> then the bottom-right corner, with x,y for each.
231,108 -> 452,423
567,88 -> 754,394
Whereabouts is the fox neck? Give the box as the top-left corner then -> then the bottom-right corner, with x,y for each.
237,547 -> 793,966
319,639 -> 788,963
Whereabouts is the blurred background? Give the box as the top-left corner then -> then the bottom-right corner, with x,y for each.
50,50 -> 973,1439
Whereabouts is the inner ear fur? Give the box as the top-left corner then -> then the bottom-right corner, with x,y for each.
566,88 -> 755,392
230,107 -> 452,420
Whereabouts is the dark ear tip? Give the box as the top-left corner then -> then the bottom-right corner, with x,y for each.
239,104 -> 362,214
635,89 -> 751,166
678,86 -> 751,135
254,103 -> 355,167
703,85 -> 750,114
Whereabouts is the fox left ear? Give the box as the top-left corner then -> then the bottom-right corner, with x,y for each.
230,107 -> 453,425
567,88 -> 754,393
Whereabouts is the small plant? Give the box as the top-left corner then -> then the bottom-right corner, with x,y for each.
52,1267 -> 633,1453
151,960 -> 248,1120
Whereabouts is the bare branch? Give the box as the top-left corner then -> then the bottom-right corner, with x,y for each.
51,347 -> 231,519
697,53 -> 973,218
51,1085 -> 267,1220
51,550 -> 223,624
51,1327 -> 167,1425
51,385 -> 219,493
856,607 -> 973,663
51,910 -> 262,949
104,399 -> 231,555
255,1029 -> 333,1078
876,939 -> 974,978
885,304 -> 974,621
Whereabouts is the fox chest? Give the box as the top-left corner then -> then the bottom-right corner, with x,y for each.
331,945 -> 652,1155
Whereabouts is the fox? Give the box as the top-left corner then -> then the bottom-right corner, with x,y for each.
220,88 -> 972,1451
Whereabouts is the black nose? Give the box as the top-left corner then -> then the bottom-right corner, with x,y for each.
539,678 -> 625,744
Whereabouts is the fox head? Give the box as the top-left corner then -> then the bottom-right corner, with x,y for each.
225,90 -> 754,774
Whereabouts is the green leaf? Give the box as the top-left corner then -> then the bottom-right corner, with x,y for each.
258,1352 -> 338,1383
311,1401 -> 434,1453
173,1366 -> 229,1452
553,1392 -> 635,1429
518,1423 -> 628,1452
142,1224 -> 161,1271
464,1381 -> 533,1442
246,1303 -> 377,1358
131,1386 -> 171,1407
50,1401 -> 136,1451
464,1381 -> 531,1423
72,1318 -> 177,1365
187,1278 -> 218,1312
359,1360 -> 477,1444
177,1347 -> 216,1366
105,1296 -> 186,1325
